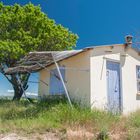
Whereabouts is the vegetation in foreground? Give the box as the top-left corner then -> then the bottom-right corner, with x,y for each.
0,98 -> 140,140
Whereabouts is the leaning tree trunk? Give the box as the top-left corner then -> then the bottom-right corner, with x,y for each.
11,74 -> 23,100
11,74 -> 30,101
0,63 -> 30,101
12,83 -> 24,100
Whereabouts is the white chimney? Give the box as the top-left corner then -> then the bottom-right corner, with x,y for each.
125,35 -> 133,46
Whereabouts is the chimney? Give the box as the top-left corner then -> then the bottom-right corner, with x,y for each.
125,35 -> 133,47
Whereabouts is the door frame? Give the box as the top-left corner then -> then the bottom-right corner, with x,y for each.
106,60 -> 122,113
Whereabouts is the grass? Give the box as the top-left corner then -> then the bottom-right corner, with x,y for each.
0,98 -> 140,139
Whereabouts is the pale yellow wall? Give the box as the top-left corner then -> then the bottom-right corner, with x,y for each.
38,51 -> 91,107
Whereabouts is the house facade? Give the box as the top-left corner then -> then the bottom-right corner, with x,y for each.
38,42 -> 140,114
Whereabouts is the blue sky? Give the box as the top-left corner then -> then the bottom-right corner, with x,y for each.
1,0 -> 140,95
0,73 -> 39,95
3,0 -> 140,48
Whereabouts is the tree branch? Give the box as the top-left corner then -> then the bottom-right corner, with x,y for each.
0,63 -> 12,83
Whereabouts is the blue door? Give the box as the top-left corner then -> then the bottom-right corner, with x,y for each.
49,67 -> 65,95
106,61 -> 121,113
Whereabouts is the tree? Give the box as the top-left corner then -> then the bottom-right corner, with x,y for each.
0,3 -> 78,100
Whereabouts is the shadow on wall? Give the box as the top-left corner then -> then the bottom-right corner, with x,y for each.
136,94 -> 140,100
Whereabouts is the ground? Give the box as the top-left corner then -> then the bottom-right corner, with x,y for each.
0,98 -> 140,140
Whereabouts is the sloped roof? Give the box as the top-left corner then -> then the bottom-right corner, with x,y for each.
5,50 -> 84,74
5,43 -> 140,75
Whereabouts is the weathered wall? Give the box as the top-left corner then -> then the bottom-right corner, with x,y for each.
38,44 -> 140,114
90,45 -> 140,114
90,45 -> 123,110
121,48 -> 140,114
38,51 -> 91,107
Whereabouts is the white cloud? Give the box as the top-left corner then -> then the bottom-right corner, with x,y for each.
7,89 -> 14,93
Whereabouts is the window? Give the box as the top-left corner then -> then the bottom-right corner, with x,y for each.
49,67 -> 65,95
136,66 -> 140,92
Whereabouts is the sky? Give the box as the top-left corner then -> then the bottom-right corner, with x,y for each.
1,0 -> 140,95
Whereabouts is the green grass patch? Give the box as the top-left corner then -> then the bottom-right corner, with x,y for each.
1,98 -> 140,139
0,98 -> 119,134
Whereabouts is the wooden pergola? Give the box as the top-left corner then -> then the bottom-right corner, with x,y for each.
5,50 -> 84,107
5,50 -> 83,74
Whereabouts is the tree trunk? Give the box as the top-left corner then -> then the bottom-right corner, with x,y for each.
11,74 -> 30,101
0,64 -> 30,101
11,74 -> 23,100
12,85 -> 23,100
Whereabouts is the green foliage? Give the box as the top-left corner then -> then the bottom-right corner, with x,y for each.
97,128 -> 110,140
0,2 -> 78,100
129,110 -> 140,128
0,2 -> 78,63
126,110 -> 140,139
2,99 -> 140,139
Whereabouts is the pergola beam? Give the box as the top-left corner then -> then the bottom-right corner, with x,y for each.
51,53 -> 73,108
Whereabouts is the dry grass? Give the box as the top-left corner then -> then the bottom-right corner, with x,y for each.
0,98 -> 140,140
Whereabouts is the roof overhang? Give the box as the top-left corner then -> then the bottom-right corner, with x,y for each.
5,43 -> 140,75
5,50 -> 84,75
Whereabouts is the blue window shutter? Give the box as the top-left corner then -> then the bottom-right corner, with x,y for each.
49,67 -> 65,95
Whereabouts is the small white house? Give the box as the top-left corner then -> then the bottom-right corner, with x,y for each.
5,36 -> 140,114
37,36 -> 140,114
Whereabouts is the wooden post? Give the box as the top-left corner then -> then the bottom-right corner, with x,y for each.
17,74 -> 30,102
51,53 -> 73,108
